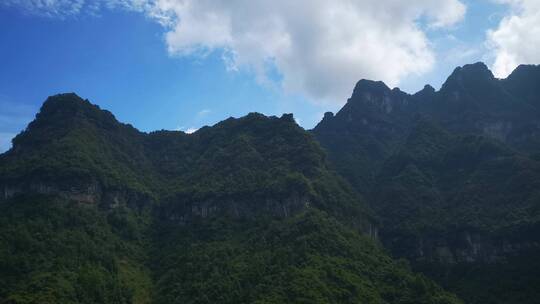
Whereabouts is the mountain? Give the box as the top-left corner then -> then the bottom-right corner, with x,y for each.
3,62 -> 538,304
313,63 -> 540,304
0,94 -> 461,303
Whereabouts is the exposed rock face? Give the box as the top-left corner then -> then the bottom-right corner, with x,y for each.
389,230 -> 540,264
1,182 -> 99,204
160,193 -> 311,224
0,180 -> 153,211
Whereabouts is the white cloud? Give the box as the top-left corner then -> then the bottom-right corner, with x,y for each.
152,0 -> 466,102
174,125 -> 198,133
183,127 -> 198,134
488,0 -> 540,77
5,0 -> 467,102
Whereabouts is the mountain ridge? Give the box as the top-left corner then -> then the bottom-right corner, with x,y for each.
0,93 -> 467,304
313,62 -> 540,304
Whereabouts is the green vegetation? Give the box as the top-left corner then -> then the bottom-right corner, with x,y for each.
313,64 -> 540,304
153,210 -> 461,304
0,94 -> 460,303
0,195 -> 152,304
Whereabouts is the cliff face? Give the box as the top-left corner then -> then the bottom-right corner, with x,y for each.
313,63 -> 540,304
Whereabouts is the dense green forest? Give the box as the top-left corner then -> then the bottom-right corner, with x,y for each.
0,94 -> 460,303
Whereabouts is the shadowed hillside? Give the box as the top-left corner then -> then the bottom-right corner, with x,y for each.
313,63 -> 540,304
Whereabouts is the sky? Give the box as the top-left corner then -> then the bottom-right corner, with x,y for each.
1,0 -> 539,152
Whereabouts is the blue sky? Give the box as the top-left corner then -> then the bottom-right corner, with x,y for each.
1,0 -> 538,152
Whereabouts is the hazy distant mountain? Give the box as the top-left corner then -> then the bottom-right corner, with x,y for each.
314,63 -> 540,304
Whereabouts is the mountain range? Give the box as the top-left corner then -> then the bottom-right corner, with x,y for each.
1,62 -> 539,304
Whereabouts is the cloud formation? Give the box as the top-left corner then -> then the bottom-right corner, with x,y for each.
488,0 -> 540,77
3,0 -> 467,102
152,0 -> 466,102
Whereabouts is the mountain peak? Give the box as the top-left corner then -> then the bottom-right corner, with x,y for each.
449,62 -> 493,80
36,92 -> 118,126
11,93 -> 125,151
352,79 -> 390,98
462,61 -> 490,72
441,62 -> 495,92
40,93 -> 89,112
505,64 -> 540,81
422,84 -> 435,92
413,84 -> 436,100
502,64 -> 540,109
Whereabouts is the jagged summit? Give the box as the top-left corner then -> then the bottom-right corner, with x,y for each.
413,84 -> 436,99
505,63 -> 540,81
13,94 -> 304,152
423,84 -> 435,91
319,62 -> 539,132
349,62 -> 502,99
11,93 -> 132,152
440,62 -> 495,91
352,79 -> 391,96
332,63 -> 535,119
313,59 -> 540,195
32,93 -> 121,130
39,93 -> 110,118
350,62 -> 499,101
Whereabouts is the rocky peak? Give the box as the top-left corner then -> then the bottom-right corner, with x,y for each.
441,62 -> 495,92
280,113 -> 295,123
38,93 -> 118,126
414,84 -> 436,99
322,111 -> 334,121
351,79 -> 391,99
11,93 -> 129,151
502,64 -> 540,109
505,64 -> 540,81
343,79 -> 412,116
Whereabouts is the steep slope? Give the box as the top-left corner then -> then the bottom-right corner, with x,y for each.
1,93 -> 156,205
314,63 -> 540,193
313,63 -> 540,304
313,80 -> 413,195
374,119 -> 540,258
0,94 -> 460,303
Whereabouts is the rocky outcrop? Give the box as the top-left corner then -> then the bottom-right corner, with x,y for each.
406,232 -> 540,264
159,192 -> 312,224
0,180 -> 152,211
